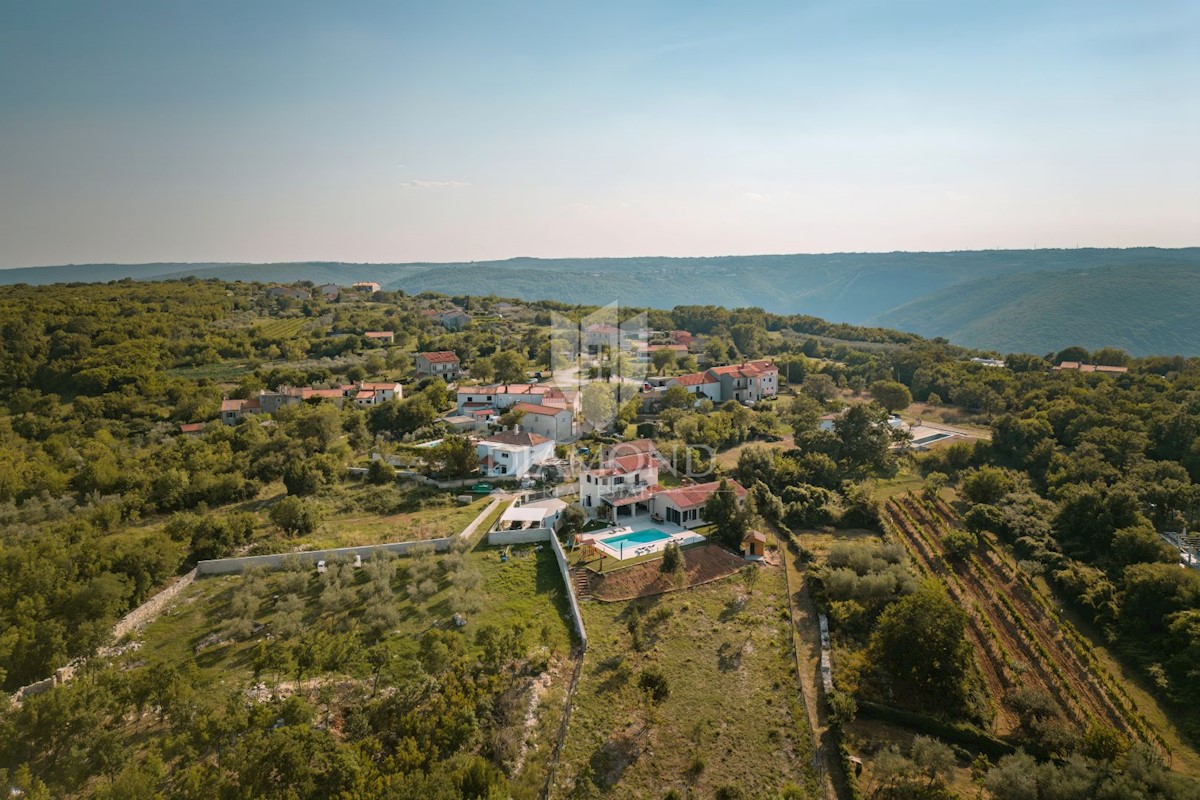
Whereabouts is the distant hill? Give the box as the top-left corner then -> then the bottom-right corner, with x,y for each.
0,262 -> 235,284
3,248 -> 1199,355
872,262 -> 1200,356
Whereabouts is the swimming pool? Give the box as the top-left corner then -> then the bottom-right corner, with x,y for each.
600,529 -> 671,548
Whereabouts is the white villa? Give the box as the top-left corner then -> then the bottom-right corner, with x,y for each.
476,430 -> 555,479
578,439 -> 748,527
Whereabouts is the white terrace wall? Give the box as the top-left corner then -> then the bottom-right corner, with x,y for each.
550,530 -> 587,649
196,538 -> 452,575
488,527 -> 554,546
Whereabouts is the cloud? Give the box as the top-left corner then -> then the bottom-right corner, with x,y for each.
400,179 -> 470,189
741,190 -> 793,202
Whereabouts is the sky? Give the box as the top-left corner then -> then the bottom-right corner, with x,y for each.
0,0 -> 1197,268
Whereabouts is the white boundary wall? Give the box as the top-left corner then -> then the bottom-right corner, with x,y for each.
549,530 -> 588,649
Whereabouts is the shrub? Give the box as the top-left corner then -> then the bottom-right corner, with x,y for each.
942,529 -> 978,561
269,496 -> 322,536
366,458 -> 396,485
638,668 -> 670,704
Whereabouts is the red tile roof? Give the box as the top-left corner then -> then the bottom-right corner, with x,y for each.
302,388 -> 347,399
354,390 -> 374,400
673,372 -> 718,386
511,401 -> 567,416
418,350 -> 460,363
364,331 -> 394,338
179,422 -> 207,433
608,438 -> 658,456
221,398 -> 261,412
657,479 -> 747,510
481,430 -> 551,447
458,384 -> 550,396
707,360 -> 778,379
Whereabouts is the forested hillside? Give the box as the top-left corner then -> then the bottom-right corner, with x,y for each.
4,247 -> 1199,355
875,263 -> 1200,355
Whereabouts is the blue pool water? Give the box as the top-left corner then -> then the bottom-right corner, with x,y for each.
600,529 -> 671,548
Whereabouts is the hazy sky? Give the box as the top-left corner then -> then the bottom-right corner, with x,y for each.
1,1 -> 1197,268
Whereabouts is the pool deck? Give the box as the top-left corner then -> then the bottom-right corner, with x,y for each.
580,514 -> 703,560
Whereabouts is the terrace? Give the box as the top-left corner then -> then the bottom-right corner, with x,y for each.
578,513 -> 701,561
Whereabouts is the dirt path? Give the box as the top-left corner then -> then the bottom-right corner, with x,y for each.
782,544 -> 850,800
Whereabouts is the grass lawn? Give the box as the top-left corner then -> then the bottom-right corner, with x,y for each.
869,466 -> 927,499
252,482 -> 497,552
552,564 -> 819,798
793,527 -> 884,561
714,434 -> 795,470
657,471 -> 684,488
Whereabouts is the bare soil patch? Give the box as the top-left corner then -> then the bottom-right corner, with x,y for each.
588,543 -> 745,601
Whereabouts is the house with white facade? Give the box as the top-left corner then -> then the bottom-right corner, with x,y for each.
221,397 -> 262,424
509,401 -> 575,441
666,371 -> 723,403
578,438 -> 747,526
579,450 -> 661,518
456,383 -> 575,416
423,308 -> 472,331
649,480 -> 748,528
583,323 -> 621,353
356,381 -> 402,403
476,430 -> 555,479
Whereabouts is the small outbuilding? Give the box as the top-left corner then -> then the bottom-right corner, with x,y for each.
742,530 -> 766,561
